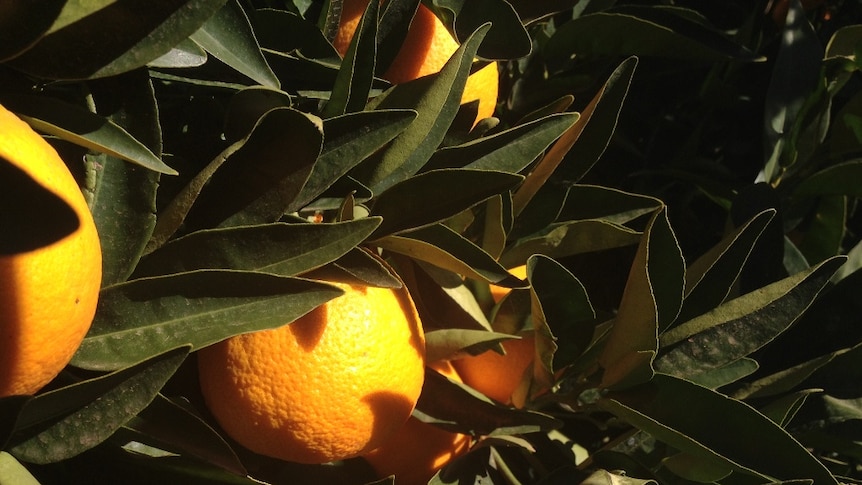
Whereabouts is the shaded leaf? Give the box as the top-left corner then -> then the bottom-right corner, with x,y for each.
2,95 -> 175,175
417,367 -> 561,436
377,224 -> 517,285
358,24 -> 490,193
657,257 -> 846,379
303,246 -> 404,288
429,0 -> 532,60
10,347 -> 189,464
71,271 -> 342,371
0,157 -> 79,255
794,160 -> 862,197
8,0 -> 228,80
600,208 -> 684,389
147,38 -> 208,69
190,0 -> 279,88
598,374 -> 838,484
423,113 -> 578,172
252,8 -> 339,60
557,185 -> 662,225
678,209 -> 775,323
732,352 -> 838,400
513,57 -> 637,215
425,329 -> 518,363
133,218 -> 380,278
0,0 -> 65,62
289,109 -> 417,212
688,357 -> 759,390
322,0 -> 378,117
369,169 -> 523,238
500,219 -> 642,269
544,6 -> 759,63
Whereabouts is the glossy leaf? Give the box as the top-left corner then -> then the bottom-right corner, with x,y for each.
423,113 -> 579,172
190,1 -> 278,88
87,71 -> 162,285
657,257 -> 846,379
544,6 -> 759,63
369,169 -> 523,238
71,271 -> 343,371
358,25 -> 490,193
10,347 -> 189,464
133,218 -> 380,278
2,95 -> 175,175
598,374 -> 839,484
147,38 -> 207,69
289,109 -> 417,212
0,156 -> 79,255
8,0 -> 228,80
600,208 -> 684,389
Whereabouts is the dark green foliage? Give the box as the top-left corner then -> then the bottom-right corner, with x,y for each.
2,0 -> 862,484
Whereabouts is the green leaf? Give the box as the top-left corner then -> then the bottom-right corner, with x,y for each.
304,246 -> 404,288
544,6 -> 760,63
357,24 -> 491,193
429,0 -> 531,60
598,374 -> 839,484
180,107 -> 323,231
0,397 -> 29,451
377,224 -> 518,285
121,395 -> 245,475
289,109 -> 417,212
661,452 -> 733,483
580,469 -> 658,485
423,113 -> 579,172
512,57 -> 637,215
10,347 -> 189,465
797,195 -> 846,265
7,0 -> 228,80
0,0 -> 65,62
252,8 -> 339,60
190,0 -> 279,88
656,257 -> 846,379
500,219 -> 642,269
600,208 -> 684,389
0,452 -> 41,485
527,255 -> 596,376
369,169 -> 523,239
1,95 -> 176,175
425,328 -> 518,363
148,37 -> 208,68
322,0 -> 378,117
0,156 -> 79,255
794,160 -> 862,196
678,209 -> 775,323
557,185 -> 663,225
416,367 -> 561,436
71,270 -> 343,371
87,71 -> 162,285
732,353 -> 838,401
687,357 -> 759,390
133,218 -> 380,278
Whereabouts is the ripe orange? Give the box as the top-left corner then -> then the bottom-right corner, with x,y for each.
489,265 -> 528,303
197,282 -> 426,464
363,361 -> 471,484
333,0 -> 499,124
0,104 -> 102,397
452,335 -> 535,406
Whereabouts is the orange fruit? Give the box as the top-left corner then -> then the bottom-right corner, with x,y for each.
197,282 -> 426,464
489,265 -> 528,303
452,335 -> 535,406
363,361 -> 471,484
333,0 -> 499,124
0,104 -> 102,397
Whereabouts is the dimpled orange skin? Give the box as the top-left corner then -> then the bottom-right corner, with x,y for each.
197,282 -> 426,464
333,0 -> 499,124
455,265 -> 534,406
363,361 -> 471,484
0,104 -> 102,397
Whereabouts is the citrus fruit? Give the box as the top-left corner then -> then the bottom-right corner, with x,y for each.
489,265 -> 527,302
0,104 -> 102,397
333,0 -> 499,124
197,282 -> 426,464
452,335 -> 535,406
363,361 -> 471,484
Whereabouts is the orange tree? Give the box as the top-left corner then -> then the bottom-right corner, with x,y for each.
2,1 -> 862,484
